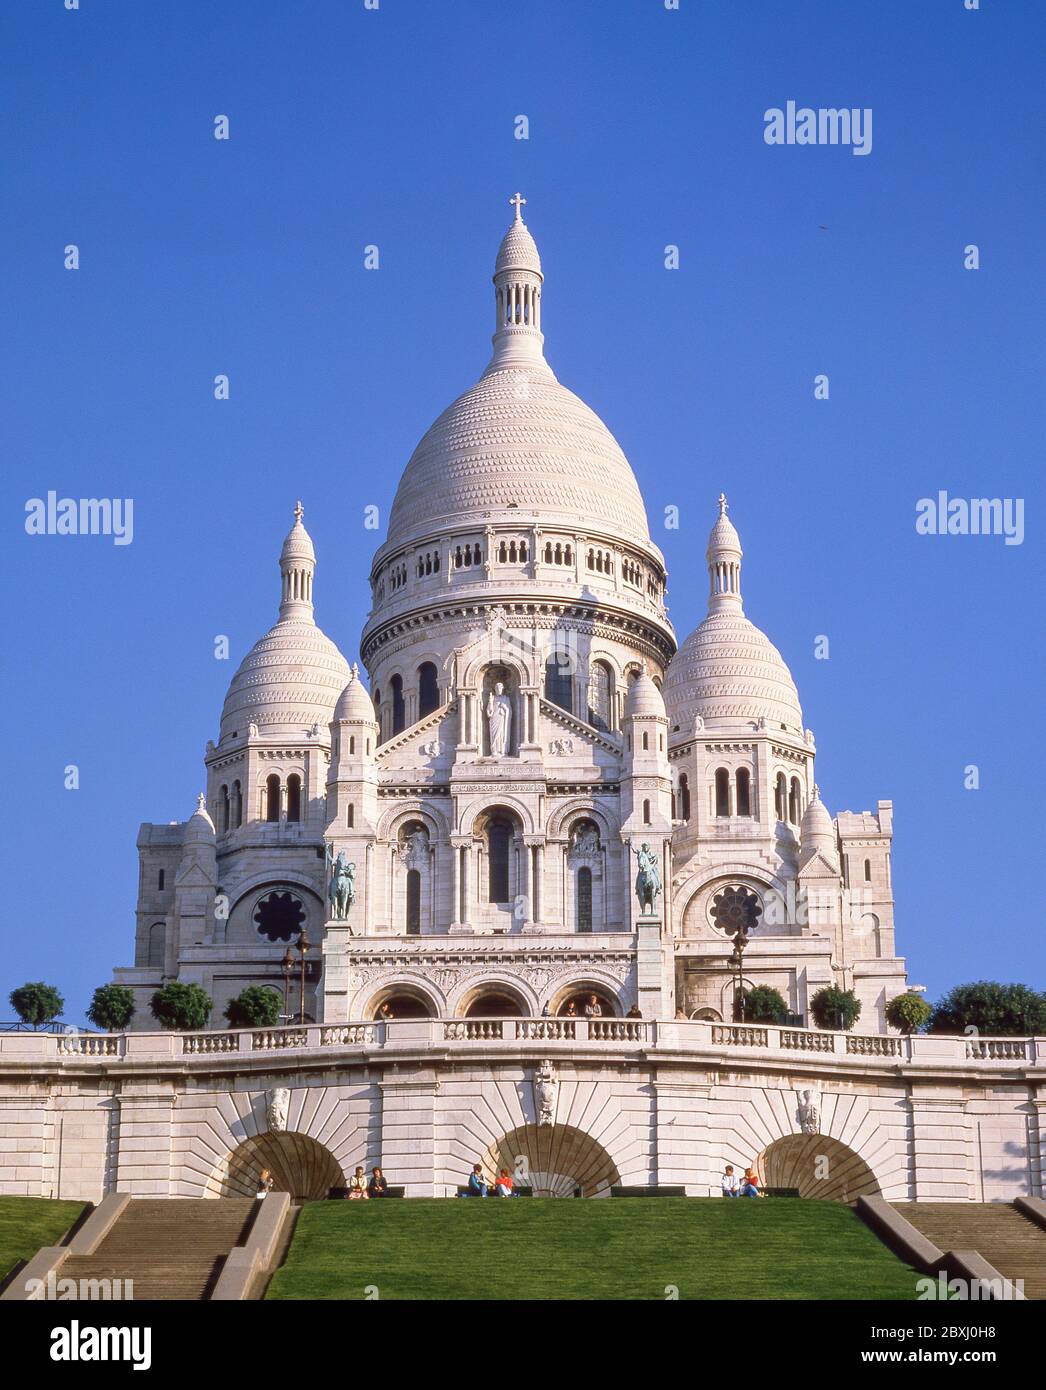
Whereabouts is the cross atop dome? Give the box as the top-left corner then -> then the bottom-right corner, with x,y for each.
294,500 -> 304,523
718,492 -> 728,516
509,192 -> 527,221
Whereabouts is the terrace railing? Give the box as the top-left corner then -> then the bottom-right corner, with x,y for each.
0,1018 -> 1040,1071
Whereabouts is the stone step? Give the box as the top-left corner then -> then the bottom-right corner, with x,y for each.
57,1198 -> 256,1302
893,1202 -> 1046,1299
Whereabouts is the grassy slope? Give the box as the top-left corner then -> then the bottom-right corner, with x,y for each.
0,1198 -> 86,1284
267,1198 -> 918,1301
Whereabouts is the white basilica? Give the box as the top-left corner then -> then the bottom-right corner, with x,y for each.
115,199 -> 908,1031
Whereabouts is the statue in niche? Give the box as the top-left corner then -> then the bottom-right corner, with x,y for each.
797,1088 -> 821,1135
534,1060 -> 558,1127
265,1087 -> 290,1133
486,680 -> 512,757
633,841 -> 662,916
570,823 -> 601,860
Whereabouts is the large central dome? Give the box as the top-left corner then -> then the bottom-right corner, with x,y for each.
386,365 -> 652,549
384,199 -> 653,553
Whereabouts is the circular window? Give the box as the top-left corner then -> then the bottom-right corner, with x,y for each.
709,884 -> 762,937
253,891 -> 306,943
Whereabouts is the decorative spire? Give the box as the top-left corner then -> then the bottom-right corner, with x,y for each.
487,194 -> 549,374
279,501 -> 317,621
196,792 -> 207,813
706,494 -> 743,615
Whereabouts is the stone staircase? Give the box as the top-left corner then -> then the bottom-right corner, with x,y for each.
893,1202 -> 1046,1300
59,1199 -> 257,1301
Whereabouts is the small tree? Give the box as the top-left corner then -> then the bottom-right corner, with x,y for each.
150,982 -> 212,1032
87,984 -> 136,1032
810,986 -> 862,1031
10,982 -> 64,1030
885,991 -> 931,1035
928,982 -> 1046,1038
224,986 -> 281,1029
737,985 -> 789,1024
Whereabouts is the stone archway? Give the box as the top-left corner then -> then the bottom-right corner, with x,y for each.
755,1133 -> 880,1203
484,1124 -> 620,1197
213,1132 -> 344,1200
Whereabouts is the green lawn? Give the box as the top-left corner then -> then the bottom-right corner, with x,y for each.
267,1197 -> 919,1301
0,1198 -> 86,1285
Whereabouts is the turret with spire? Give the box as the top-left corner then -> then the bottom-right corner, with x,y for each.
706,493 -> 743,614
279,500 -> 317,620
486,193 -> 550,373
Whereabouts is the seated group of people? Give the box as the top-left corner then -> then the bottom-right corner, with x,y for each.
256,1165 -> 392,1199
460,1162 -> 517,1197
721,1164 -> 763,1197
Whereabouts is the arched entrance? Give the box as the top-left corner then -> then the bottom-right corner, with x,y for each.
464,991 -> 524,1018
365,983 -> 438,1020
484,1124 -> 620,1197
214,1132 -> 344,1200
756,1134 -> 880,1202
551,984 -> 619,1018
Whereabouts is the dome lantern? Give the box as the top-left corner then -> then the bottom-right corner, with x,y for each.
707,493 -> 743,615
279,501 -> 316,620
487,193 -> 548,373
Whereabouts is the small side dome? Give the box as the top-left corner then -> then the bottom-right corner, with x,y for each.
625,671 -> 666,720
334,664 -> 378,724
799,787 -> 839,869
183,793 -> 215,844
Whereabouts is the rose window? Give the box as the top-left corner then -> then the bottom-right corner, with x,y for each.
254,891 -> 306,943
710,885 -> 762,936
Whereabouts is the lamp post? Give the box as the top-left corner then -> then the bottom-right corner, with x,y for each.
281,948 -> 294,1023
296,932 -> 311,1024
730,929 -> 749,1023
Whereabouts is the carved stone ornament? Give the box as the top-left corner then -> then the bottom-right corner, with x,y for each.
266,1086 -> 290,1133
534,1060 -> 558,1127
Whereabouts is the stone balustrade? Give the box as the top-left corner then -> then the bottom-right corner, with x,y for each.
1,1019 -> 1040,1070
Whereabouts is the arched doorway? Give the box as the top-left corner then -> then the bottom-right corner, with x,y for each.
214,1132 -> 344,1200
755,1133 -> 880,1202
484,1124 -> 620,1197
552,984 -> 619,1018
464,991 -> 524,1018
366,984 -> 437,1020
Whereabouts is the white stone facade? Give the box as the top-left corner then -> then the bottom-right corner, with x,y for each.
111,202 -> 907,1035
0,1024 -> 1041,1203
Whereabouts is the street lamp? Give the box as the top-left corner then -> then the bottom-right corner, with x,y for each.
729,929 -> 750,1023
296,932 -> 311,1024
281,948 -> 294,1023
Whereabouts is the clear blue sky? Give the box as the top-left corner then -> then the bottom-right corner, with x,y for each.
2,1 -> 1043,1024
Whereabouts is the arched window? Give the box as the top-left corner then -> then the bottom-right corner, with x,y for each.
576,867 -> 593,933
864,858 -> 872,882
679,773 -> 691,821
418,662 -> 439,719
643,798 -> 651,825
544,652 -> 572,713
346,805 -> 354,828
146,922 -> 165,969
372,689 -> 381,723
775,772 -> 787,821
487,817 -> 512,903
736,767 -> 751,817
219,784 -> 229,833
789,777 -> 801,824
265,773 -> 281,822
715,768 -> 731,817
232,780 -> 242,829
286,774 -> 302,823
349,735 -> 356,755
587,660 -> 613,730
391,675 -> 405,734
406,869 -> 421,935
